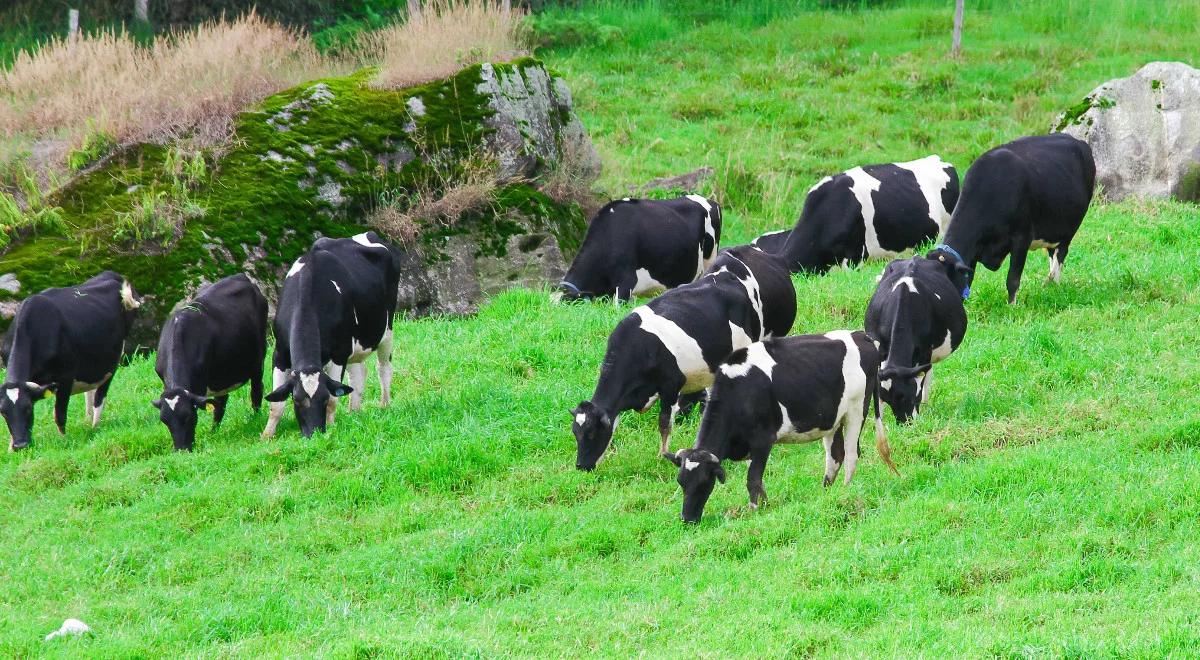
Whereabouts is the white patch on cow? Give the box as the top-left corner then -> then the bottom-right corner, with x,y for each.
286,259 -> 305,278
352,232 -> 387,248
808,175 -> 833,193
330,280 -> 342,294
891,276 -> 918,294
348,337 -> 373,364
575,413 -> 586,426
71,375 -> 109,394
728,321 -> 754,357
1049,252 -> 1062,283
119,279 -> 140,310
684,194 -> 712,214
880,378 -> 892,391
639,394 -> 659,413
895,155 -> 954,231
717,254 -> 765,340
165,395 -> 179,411
91,401 -> 104,427
934,293 -> 942,300
694,243 -> 707,280
752,229 -> 787,247
777,400 -> 825,443
720,341 -> 775,379
683,459 -> 700,471
5,388 -> 18,403
931,330 -> 954,362
300,372 -> 320,397
845,167 -> 889,259
825,330 -> 866,427
632,307 -> 712,392
631,268 -> 667,296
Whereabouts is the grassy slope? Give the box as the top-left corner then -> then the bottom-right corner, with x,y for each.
2,1 -> 1200,656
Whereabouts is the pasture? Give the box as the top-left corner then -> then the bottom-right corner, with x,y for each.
2,0 -> 1200,656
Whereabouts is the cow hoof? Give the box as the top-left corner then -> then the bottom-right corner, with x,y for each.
822,475 -> 834,487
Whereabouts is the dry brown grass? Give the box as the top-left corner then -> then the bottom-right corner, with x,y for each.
368,154 -> 502,245
366,1 -> 528,89
0,13 -> 331,155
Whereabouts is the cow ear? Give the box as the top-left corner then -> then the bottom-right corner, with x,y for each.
327,379 -> 353,398
714,464 -> 727,484
151,398 -> 163,410
264,380 -> 294,403
662,451 -> 684,467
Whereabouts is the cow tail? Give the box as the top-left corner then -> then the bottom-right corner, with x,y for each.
873,376 -> 900,477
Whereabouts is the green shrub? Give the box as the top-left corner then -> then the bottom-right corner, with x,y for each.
67,126 -> 118,172
525,13 -> 621,49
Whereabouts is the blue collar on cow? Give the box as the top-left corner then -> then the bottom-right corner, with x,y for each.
933,243 -> 971,300
559,281 -> 581,295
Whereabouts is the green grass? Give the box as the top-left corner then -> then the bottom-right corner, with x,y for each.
3,0 -> 1200,655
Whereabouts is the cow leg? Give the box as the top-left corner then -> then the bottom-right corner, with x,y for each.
90,377 -> 113,428
1006,240 -> 1031,304
326,395 -> 338,428
920,369 -> 933,404
347,362 -> 367,412
250,370 -> 263,414
822,430 -> 845,487
211,395 -> 229,428
83,389 -> 95,422
376,327 -> 394,407
841,405 -> 865,485
747,445 -> 771,509
262,367 -> 288,439
53,385 -> 71,436
1048,243 -> 1070,284
657,394 -> 681,456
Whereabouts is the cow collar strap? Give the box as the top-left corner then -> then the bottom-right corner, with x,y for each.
934,243 -> 971,300
559,281 -> 582,295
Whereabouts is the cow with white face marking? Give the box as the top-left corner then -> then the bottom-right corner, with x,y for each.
153,274 -> 268,450
0,271 -> 140,450
558,195 -> 721,302
773,155 -> 959,273
665,331 -> 898,523
572,245 -> 795,471
262,232 -> 401,438
865,256 -> 968,423
929,133 -> 1095,304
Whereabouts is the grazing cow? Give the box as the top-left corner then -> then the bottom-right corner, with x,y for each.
262,232 -> 401,438
558,195 -> 721,302
930,133 -> 1096,303
777,155 -> 959,273
152,274 -> 268,450
665,331 -> 898,523
572,245 -> 795,471
865,257 -> 968,423
0,271 -> 140,450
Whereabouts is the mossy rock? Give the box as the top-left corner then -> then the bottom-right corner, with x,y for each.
0,59 -> 598,348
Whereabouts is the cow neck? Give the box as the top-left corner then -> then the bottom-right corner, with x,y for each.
3,298 -> 51,384
589,338 -> 646,416
940,216 -> 982,269
287,260 -> 326,373
163,312 -> 204,393
884,293 -> 918,370
777,229 -> 817,272
561,243 -> 605,296
693,401 -> 734,461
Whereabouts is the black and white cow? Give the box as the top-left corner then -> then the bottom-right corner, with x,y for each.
750,228 -> 790,254
558,195 -> 721,302
153,274 -> 268,451
930,133 -> 1095,304
0,271 -> 140,450
665,331 -> 898,524
572,246 -> 795,471
774,155 -> 959,273
865,257 -> 967,423
262,232 -> 401,438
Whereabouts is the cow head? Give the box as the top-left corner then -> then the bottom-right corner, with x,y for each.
926,247 -> 973,298
152,389 -> 214,451
878,363 -> 931,423
571,401 -> 614,470
557,281 -> 589,302
664,448 -> 726,523
265,370 -> 352,437
0,381 -> 55,450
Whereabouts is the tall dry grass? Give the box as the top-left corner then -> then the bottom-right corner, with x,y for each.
367,1 -> 528,89
0,12 -> 331,154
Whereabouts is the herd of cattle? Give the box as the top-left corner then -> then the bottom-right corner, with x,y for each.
0,132 -> 1096,523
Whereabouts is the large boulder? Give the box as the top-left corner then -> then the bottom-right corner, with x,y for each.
1052,61 -> 1200,201
0,58 -> 597,348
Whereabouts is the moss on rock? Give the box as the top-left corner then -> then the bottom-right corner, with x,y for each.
0,59 -> 595,343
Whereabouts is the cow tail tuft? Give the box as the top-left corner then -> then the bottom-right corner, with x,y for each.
874,375 -> 900,477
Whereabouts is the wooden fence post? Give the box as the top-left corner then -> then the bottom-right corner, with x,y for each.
68,9 -> 80,41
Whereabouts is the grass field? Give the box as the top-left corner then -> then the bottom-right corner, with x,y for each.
3,1 -> 1200,656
